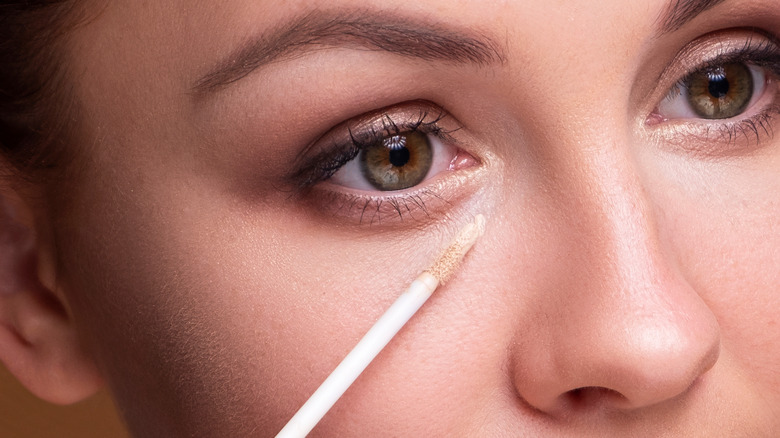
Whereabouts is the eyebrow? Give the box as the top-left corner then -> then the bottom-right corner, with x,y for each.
657,0 -> 729,34
192,11 -> 505,95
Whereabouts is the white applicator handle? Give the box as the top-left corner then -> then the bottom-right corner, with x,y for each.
275,215 -> 485,438
275,274 -> 438,438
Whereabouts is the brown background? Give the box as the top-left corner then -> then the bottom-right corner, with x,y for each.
0,364 -> 128,437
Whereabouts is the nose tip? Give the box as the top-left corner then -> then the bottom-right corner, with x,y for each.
575,325 -> 719,412
512,274 -> 722,415
603,316 -> 721,409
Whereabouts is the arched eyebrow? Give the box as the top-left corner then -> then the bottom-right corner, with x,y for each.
192,10 -> 505,96
657,0 -> 729,34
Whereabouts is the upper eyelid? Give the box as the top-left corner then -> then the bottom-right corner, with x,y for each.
657,34 -> 780,114
311,107 -> 453,164
293,103 -> 453,163
348,111 -> 458,148
683,39 -> 780,79
655,29 -> 780,93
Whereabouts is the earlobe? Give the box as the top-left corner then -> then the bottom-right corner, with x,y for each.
0,186 -> 103,405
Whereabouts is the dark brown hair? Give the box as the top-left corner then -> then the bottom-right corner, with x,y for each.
0,1 -> 83,179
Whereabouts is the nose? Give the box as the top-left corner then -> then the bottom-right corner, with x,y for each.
508,150 -> 721,415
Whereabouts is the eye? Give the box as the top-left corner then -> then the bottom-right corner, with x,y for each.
328,130 -> 460,192
658,61 -> 767,120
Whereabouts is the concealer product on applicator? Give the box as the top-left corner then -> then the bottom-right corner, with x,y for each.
276,215 -> 486,438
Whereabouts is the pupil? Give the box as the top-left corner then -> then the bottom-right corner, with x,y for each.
388,147 -> 410,167
707,72 -> 729,98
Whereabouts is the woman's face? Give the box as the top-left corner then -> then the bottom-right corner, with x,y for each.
52,0 -> 779,436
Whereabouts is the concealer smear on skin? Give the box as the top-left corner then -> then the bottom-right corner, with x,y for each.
425,214 -> 486,284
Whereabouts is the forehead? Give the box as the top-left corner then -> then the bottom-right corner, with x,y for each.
75,0 -> 674,73
68,0 -> 680,120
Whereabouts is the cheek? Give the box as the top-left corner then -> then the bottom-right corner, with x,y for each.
55,166 -> 492,435
684,217 -> 780,390
53,174 -> 291,433
652,161 -> 780,397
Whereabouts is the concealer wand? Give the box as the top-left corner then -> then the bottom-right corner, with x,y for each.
276,215 -> 486,438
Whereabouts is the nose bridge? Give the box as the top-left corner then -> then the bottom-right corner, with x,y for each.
510,129 -> 721,414
570,140 -> 661,291
554,132 -> 684,340
539,119 -> 660,288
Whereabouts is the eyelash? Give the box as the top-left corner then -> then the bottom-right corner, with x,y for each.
288,106 -> 464,224
292,108 -> 457,189
656,35 -> 780,147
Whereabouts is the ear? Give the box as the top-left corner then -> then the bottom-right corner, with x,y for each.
0,184 -> 103,405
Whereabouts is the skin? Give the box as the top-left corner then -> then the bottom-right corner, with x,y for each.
1,0 -> 779,436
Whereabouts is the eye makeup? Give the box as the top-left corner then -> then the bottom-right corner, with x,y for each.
287,102 -> 481,224
649,30 -> 780,155
275,215 -> 485,438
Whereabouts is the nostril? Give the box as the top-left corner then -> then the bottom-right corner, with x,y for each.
565,387 -> 627,410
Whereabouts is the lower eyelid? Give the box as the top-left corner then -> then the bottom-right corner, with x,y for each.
304,162 -> 484,226
647,104 -> 780,158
